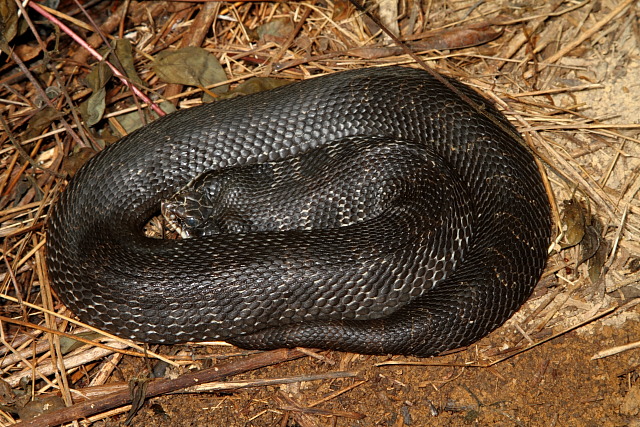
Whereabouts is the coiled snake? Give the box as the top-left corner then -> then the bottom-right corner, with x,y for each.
46,66 -> 551,356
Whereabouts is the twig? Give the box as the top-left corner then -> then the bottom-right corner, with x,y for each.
14,348 -> 306,427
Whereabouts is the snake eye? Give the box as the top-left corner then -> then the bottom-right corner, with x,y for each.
183,217 -> 200,228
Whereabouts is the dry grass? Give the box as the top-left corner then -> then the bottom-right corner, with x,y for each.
1,0 -> 639,425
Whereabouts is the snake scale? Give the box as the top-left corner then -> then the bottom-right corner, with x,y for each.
46,66 -> 551,356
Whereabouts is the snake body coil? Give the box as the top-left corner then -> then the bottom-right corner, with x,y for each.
46,67 -> 551,356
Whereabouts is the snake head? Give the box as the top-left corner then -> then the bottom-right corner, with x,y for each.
161,191 -> 213,238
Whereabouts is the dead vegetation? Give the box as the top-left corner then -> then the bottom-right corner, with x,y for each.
1,0 -> 639,425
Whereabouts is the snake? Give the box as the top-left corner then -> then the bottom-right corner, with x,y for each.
46,66 -> 551,356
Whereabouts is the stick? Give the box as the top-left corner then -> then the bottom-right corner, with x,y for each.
14,348 -> 306,427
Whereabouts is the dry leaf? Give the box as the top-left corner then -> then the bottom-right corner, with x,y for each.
114,101 -> 176,135
412,26 -> 503,51
578,224 -> 600,266
218,77 -> 291,100
0,0 -> 19,54
60,332 -> 104,354
63,147 -> 97,177
153,47 -> 228,100
349,46 -> 403,59
16,396 -> 65,420
561,198 -> 607,280
350,25 -> 503,59
561,198 -> 586,248
13,42 -> 42,62
80,62 -> 113,126
112,38 -> 144,87
24,107 -> 61,141
587,220 -> 608,283
332,0 -> 353,21
256,17 -> 294,44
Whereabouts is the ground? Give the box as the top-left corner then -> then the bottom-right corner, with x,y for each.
113,321 -> 640,426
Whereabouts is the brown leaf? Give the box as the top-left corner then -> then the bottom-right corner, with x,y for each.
112,38 -> 144,87
153,47 -> 228,100
561,198 -> 586,248
332,0 -> 354,21
218,77 -> 291,100
113,101 -> 176,135
349,25 -> 503,59
16,396 -> 66,420
14,42 -> 42,63
578,224 -> 601,266
63,147 -> 97,177
0,0 -> 18,54
79,62 -> 113,126
349,46 -> 403,59
24,107 -> 62,141
256,17 -> 294,44
587,220 -> 608,283
412,25 -> 503,51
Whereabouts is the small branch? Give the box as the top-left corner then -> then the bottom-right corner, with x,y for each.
14,348 -> 306,427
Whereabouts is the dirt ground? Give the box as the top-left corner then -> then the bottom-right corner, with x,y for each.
1,0 -> 640,426
120,322 -> 640,426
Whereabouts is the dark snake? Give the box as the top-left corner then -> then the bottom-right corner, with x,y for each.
46,66 -> 551,356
